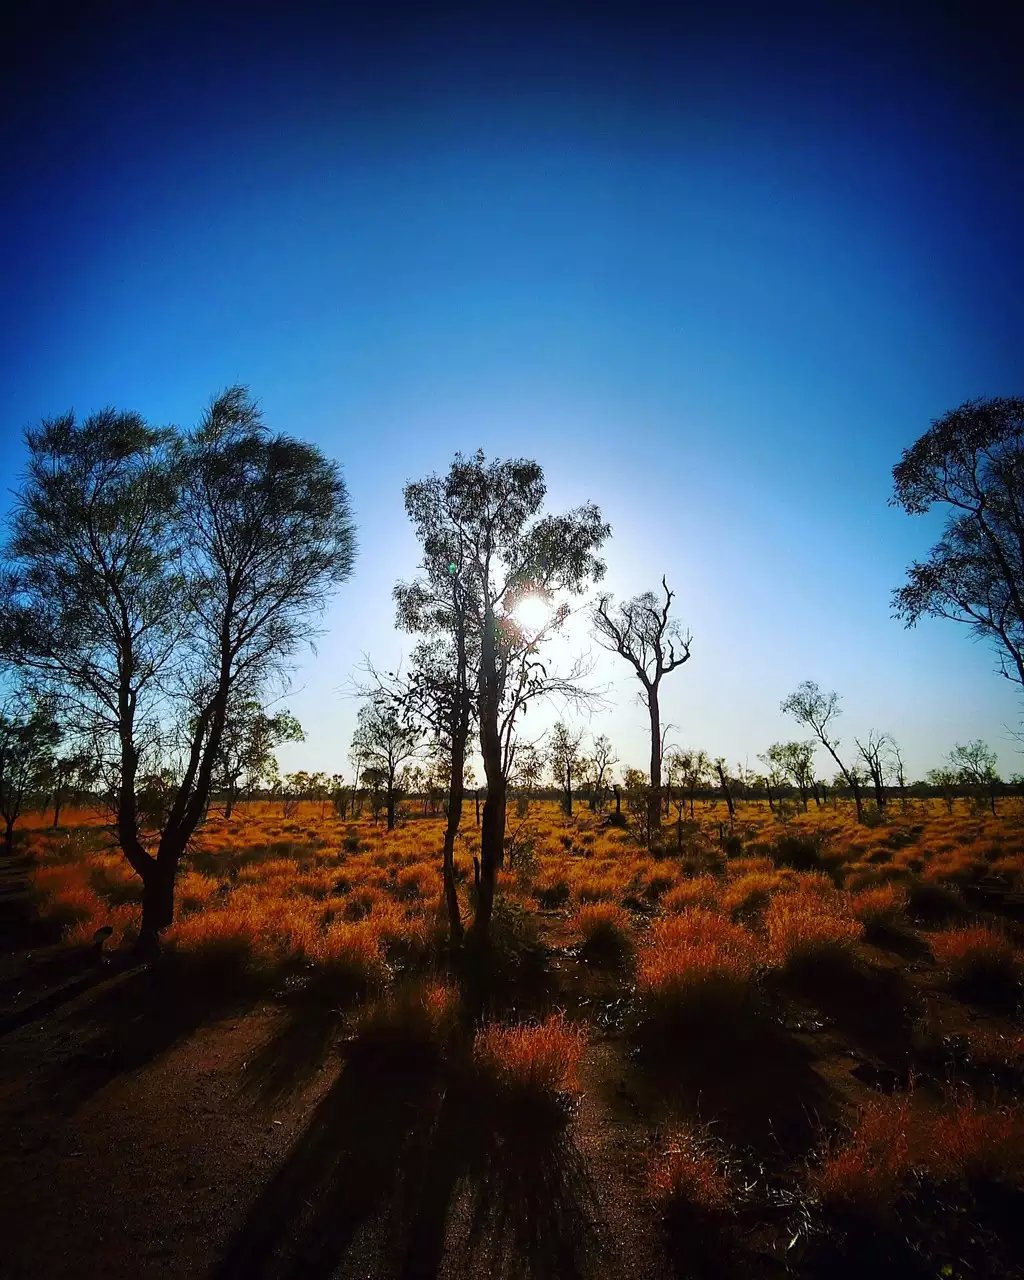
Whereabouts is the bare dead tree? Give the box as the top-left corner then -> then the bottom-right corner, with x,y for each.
593,577 -> 691,837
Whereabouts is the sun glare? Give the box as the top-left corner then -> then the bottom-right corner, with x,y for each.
514,593 -> 552,633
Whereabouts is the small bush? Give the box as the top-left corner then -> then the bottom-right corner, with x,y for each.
906,878 -> 965,923
763,891 -> 862,976
573,902 -> 633,965
649,1127 -> 733,1220
809,1095 -> 915,1219
637,909 -> 759,1030
931,924 -> 1019,1000
849,883 -> 908,936
769,832 -> 826,872
473,1013 -> 585,1119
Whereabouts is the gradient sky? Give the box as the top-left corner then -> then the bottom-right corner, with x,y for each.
3,1 -> 1023,781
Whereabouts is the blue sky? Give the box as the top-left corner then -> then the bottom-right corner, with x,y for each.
2,2 -> 1022,780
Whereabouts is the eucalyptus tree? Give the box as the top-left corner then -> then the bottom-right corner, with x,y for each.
0,387 -> 355,952
0,697 -> 62,852
892,397 -> 1024,691
405,451 -> 608,941
762,741 -> 817,810
584,733 -> 618,811
350,692 -> 421,831
549,720 -> 586,818
214,699 -> 304,818
949,739 -> 1001,815
781,682 -> 864,821
593,577 -> 691,834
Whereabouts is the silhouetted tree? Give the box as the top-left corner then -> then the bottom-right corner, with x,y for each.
0,697 -> 61,852
593,578 -> 691,836
762,741 -> 817,810
949,739 -> 1001,815
405,451 -> 608,942
584,733 -> 617,811
854,730 -> 895,811
549,721 -> 585,818
214,700 -> 304,819
350,693 -> 421,831
664,747 -> 711,820
0,388 -> 355,952
892,396 -> 1024,691
781,682 -> 865,821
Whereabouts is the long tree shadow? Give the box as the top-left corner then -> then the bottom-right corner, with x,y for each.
215,1011 -> 599,1280
41,954 -> 264,1114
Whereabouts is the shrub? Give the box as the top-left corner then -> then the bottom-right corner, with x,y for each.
355,979 -> 462,1066
906,878 -> 965,923
768,831 -> 826,872
307,920 -> 386,992
809,1095 -> 915,1219
661,876 -> 719,914
929,1096 -> 1024,1183
637,909 -> 759,1029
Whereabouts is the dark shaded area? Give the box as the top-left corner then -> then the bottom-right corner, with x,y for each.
217,1012 -> 598,1280
633,1014 -> 835,1160
780,958 -> 921,1067
37,956 -> 261,1115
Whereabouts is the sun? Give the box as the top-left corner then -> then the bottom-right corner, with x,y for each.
514,592 -> 553,634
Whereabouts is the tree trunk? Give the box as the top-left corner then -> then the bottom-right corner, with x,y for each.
850,776 -> 864,822
224,785 -> 235,820
386,789 -> 396,831
52,794 -> 63,828
565,765 -> 573,818
441,719 -> 467,946
614,785 -> 621,818
716,763 -> 735,821
766,780 -> 775,812
138,857 -> 176,957
647,684 -> 662,836
3,817 -> 14,855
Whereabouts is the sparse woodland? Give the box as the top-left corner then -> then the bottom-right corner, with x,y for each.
2,394 -> 1024,1280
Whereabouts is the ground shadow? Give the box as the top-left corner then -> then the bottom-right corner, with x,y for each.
215,1017 -> 598,1280
41,956 -> 261,1114
240,976 -> 356,1106
632,1015 -> 836,1161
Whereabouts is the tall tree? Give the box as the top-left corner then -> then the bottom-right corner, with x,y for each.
854,730 -> 895,811
593,578 -> 691,836
781,681 -> 864,822
405,452 -> 608,942
892,396 -> 1024,691
0,388 -> 355,952
762,741 -> 817,810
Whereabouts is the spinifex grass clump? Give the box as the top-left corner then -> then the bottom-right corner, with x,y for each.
472,1013 -> 585,1124
572,902 -> 633,965
809,1093 -> 1024,1224
931,924 -> 1020,1002
848,883 -> 908,937
648,1126 -> 734,1221
763,889 -> 863,979
637,908 -> 760,1033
